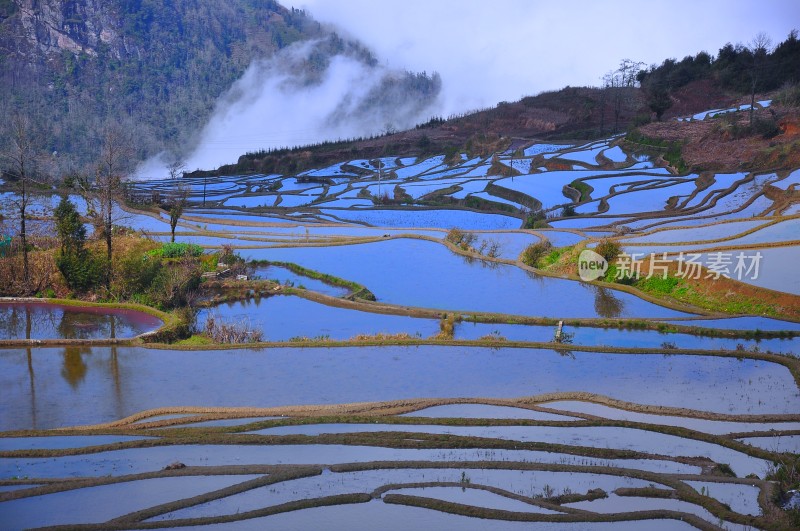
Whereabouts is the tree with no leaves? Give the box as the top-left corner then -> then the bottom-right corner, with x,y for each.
603,59 -> 646,132
166,156 -> 186,181
162,184 -> 189,243
748,32 -> 773,126
0,113 -> 44,291
75,123 -> 134,289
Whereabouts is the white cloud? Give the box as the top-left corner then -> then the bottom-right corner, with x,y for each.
300,0 -> 798,115
136,39 -> 440,178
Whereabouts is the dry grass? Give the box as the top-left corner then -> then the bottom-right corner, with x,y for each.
203,312 -> 264,343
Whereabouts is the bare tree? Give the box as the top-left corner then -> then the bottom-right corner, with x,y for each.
0,113 -> 43,290
748,32 -> 772,126
166,156 -> 186,181
605,59 -> 646,133
75,124 -> 134,288
162,184 -> 189,242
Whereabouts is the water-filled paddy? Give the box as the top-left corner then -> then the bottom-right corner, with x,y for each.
540,401 -> 800,435
1,346 -> 795,430
564,495 -> 725,526
0,302 -> 162,340
197,296 -> 440,341
738,434 -> 800,453
155,500 -> 699,531
453,320 -> 796,352
250,424 -> 768,477
619,219 -> 768,245
0,435 -> 152,451
684,480 -> 762,516
660,316 -> 800,332
253,265 -> 350,297
243,238 -> 689,318
318,208 -> 522,229
150,468 -> 661,521
3,137 -> 798,530
0,474 -> 262,530
0,444 -> 699,479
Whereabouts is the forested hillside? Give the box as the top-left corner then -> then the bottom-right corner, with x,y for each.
0,0 -> 440,173
638,30 -> 800,119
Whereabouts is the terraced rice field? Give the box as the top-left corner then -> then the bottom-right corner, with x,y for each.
1,137 -> 798,530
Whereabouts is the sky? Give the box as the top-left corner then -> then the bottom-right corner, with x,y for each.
299,0 -> 798,116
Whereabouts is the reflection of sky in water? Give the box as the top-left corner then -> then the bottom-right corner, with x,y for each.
0,444 -> 698,479
1,346 -> 795,430
244,239 -> 687,318
0,302 -> 162,340
197,295 -> 438,341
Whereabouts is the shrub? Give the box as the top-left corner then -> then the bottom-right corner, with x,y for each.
774,82 -> 800,108
148,242 -> 203,259
216,244 -> 251,277
435,313 -> 458,339
445,228 -> 477,251
524,209 -> 549,229
115,251 -> 162,299
520,241 -> 553,267
149,257 -> 202,309
595,239 -> 621,263
203,312 -> 263,343
752,117 -> 781,139
56,250 -> 104,293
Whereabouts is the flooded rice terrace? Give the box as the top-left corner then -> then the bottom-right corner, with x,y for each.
2,137 -> 799,530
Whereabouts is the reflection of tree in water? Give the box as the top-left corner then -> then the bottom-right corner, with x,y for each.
57,310 -> 115,340
459,254 -> 501,270
0,305 -> 23,338
0,303 -> 136,340
592,286 -> 625,318
61,346 -> 90,388
0,304 -> 58,339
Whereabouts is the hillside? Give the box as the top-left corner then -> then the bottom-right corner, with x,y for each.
204,29 -> 800,178
206,81 -> 799,179
0,0 -> 440,172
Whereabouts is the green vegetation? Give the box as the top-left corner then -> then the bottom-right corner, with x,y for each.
255,260 -> 376,301
594,239 -> 622,263
714,112 -> 782,140
638,30 -> 800,120
635,275 -> 682,295
519,241 -> 553,268
445,228 -> 478,251
539,245 -> 571,268
774,81 -> 800,107
569,180 -> 591,201
464,195 -> 517,213
54,196 -> 104,292
523,209 -> 551,229
625,130 -> 688,173
147,242 -> 204,259
604,262 -> 788,317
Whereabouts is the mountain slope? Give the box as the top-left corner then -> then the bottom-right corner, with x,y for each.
0,0 -> 440,172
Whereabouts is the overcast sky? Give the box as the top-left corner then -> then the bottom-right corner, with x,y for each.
300,0 -> 798,116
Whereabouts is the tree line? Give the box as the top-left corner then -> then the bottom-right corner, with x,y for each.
638,30 -> 800,120
0,114 -> 190,299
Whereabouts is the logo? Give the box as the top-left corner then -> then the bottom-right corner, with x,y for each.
578,249 -> 608,281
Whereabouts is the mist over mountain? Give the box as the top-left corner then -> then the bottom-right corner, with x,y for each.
0,0 -> 441,176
